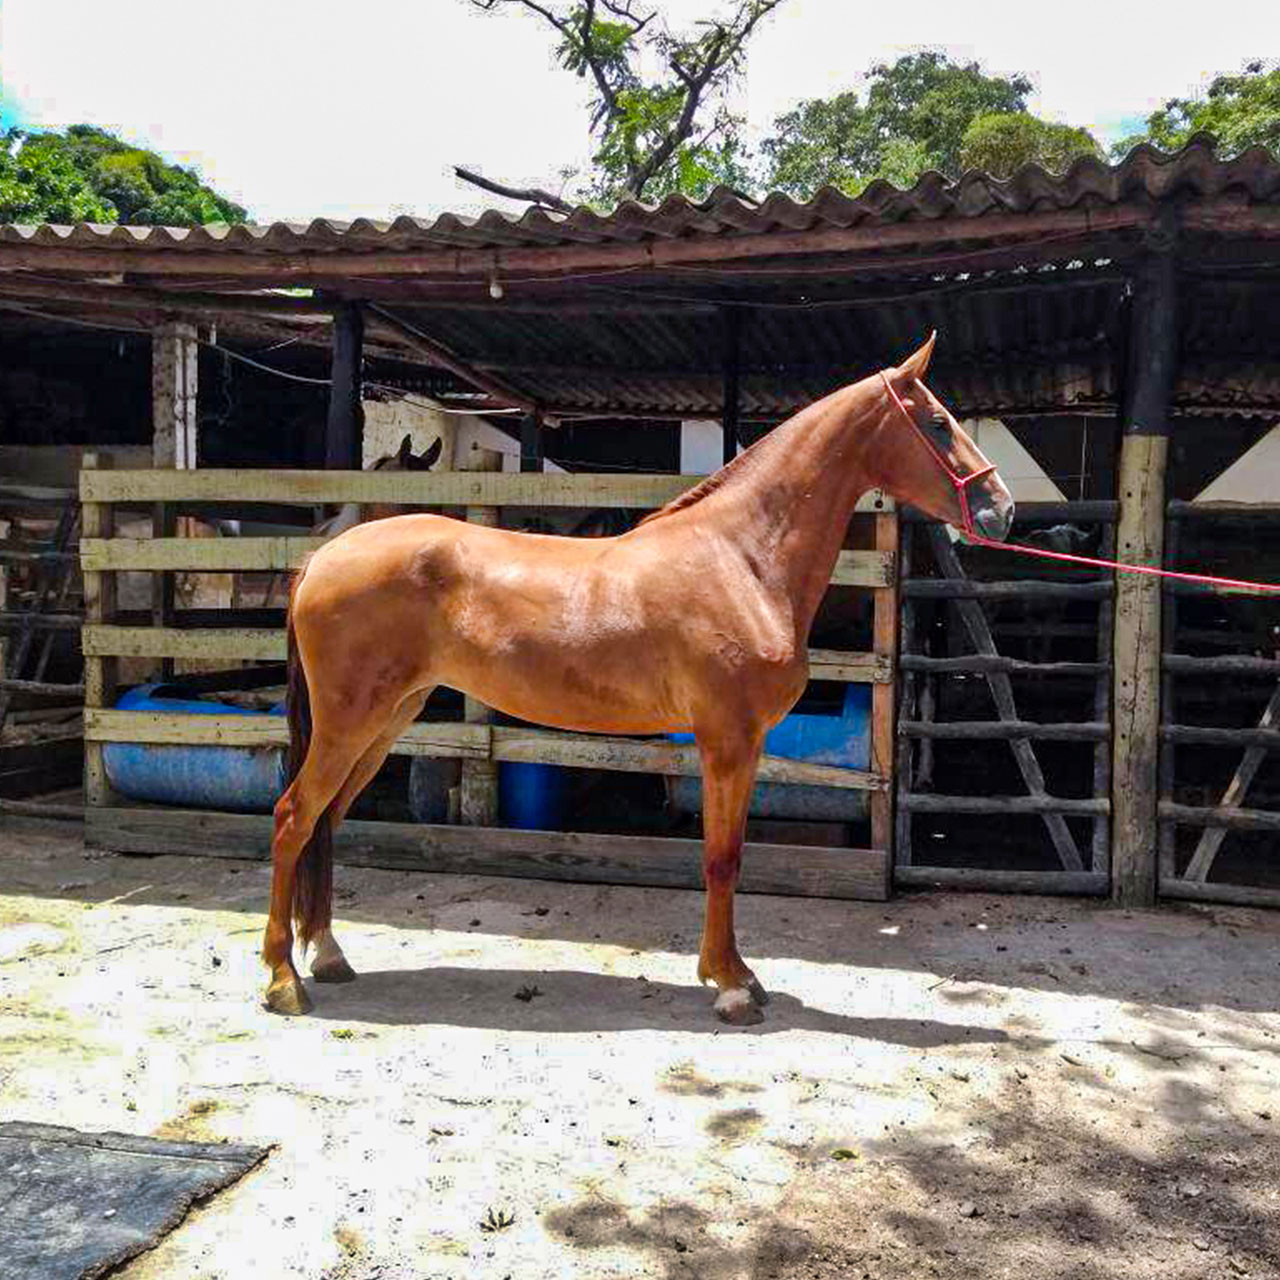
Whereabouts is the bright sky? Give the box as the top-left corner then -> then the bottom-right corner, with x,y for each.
1,0 -> 1275,223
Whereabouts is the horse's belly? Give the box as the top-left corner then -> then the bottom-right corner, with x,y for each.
440,635 -> 686,736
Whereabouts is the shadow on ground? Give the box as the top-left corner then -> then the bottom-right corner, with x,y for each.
300,965 -> 1019,1044
7,820 -> 1280,1017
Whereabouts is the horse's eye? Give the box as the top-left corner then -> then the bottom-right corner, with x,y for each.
926,414 -> 951,443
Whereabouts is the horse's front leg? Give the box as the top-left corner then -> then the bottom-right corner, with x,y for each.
695,730 -> 768,1025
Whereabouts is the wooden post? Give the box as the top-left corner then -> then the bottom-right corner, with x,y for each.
870,509 -> 899,880
82,454 -> 117,808
1112,247 -> 1178,907
520,411 -> 544,473
152,321 -> 198,469
326,302 -> 364,470
721,308 -> 742,466
459,445 -> 503,825
152,321 -> 198,679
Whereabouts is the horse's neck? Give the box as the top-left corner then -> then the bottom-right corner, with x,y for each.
681,383 -> 880,627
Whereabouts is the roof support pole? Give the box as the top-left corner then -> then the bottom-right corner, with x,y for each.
520,410 -> 544,473
1112,241 -> 1178,907
325,301 -> 364,470
152,321 -> 198,470
721,307 -> 742,466
151,320 -> 198,681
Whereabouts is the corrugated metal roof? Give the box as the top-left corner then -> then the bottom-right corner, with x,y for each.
1,134 -> 1276,258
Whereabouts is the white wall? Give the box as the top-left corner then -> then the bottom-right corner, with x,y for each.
680,419 -> 738,474
1195,422 -> 1280,503
963,418 -> 1066,503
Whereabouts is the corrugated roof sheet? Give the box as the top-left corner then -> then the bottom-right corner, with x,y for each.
2,135 -> 1277,257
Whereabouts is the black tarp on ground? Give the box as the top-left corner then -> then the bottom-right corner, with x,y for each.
0,1121 -> 269,1279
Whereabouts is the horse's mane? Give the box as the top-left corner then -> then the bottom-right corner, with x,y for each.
637,443 -> 767,527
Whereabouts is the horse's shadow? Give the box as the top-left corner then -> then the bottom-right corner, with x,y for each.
302,965 -> 1018,1045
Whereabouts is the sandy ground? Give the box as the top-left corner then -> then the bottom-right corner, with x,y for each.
2,819 -> 1279,1280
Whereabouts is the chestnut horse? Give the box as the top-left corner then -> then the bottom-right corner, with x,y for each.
262,335 -> 1013,1024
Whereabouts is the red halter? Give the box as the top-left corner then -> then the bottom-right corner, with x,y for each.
880,370 -> 998,540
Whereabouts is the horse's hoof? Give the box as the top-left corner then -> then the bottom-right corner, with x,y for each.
746,976 -> 770,1007
714,987 -> 765,1026
312,956 -> 357,984
265,977 -> 313,1016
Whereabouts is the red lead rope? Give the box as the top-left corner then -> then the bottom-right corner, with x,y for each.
880,370 -> 1280,597
964,531 -> 1280,595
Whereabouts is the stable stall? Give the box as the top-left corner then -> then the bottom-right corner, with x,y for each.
2,134 -> 1279,905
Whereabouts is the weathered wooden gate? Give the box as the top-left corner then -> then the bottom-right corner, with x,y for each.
894,501 -> 1117,894
1159,501 -> 1280,908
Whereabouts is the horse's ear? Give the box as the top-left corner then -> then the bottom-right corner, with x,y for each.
894,332 -> 937,384
397,434 -> 413,465
421,436 -> 443,469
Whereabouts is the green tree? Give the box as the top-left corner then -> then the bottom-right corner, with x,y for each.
0,122 -> 247,225
460,0 -> 782,207
761,52 -> 1036,197
960,112 -> 1102,177
1112,61 -> 1280,159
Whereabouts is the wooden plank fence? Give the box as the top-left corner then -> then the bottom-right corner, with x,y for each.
80,461 -> 899,900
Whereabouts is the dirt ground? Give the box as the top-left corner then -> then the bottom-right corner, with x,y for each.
2,819 -> 1279,1280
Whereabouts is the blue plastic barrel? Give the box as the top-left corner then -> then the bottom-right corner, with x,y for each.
668,683 -> 872,821
499,761 -> 569,830
103,684 -> 286,814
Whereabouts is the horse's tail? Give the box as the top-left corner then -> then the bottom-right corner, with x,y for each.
284,572 -> 332,951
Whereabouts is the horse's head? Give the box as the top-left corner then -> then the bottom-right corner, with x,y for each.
871,335 -> 1014,542
374,433 -> 443,472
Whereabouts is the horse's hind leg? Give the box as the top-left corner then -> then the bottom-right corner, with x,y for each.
263,728 -> 369,1015
309,689 -> 430,985
695,730 -> 768,1025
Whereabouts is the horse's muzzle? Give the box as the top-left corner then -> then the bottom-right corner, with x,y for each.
972,494 -> 1015,541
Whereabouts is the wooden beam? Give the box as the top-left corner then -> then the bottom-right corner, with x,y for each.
81,454 -> 117,809
79,467 -> 696,507
325,300 -> 364,469
0,273 -> 331,319
1159,801 -> 1280,832
152,321 -> 198,469
82,625 -> 886,685
902,794 -> 1108,816
0,205 -> 1152,281
83,806 -> 890,901
82,625 -> 286,661
894,867 -> 1108,895
80,536 -> 328,572
83,708 -> 887,791
458,447 -> 503,825
870,510 -> 898,871
78,537 -> 889,588
520,411 -> 544,473
1112,246 -> 1178,907
365,304 -> 538,412
899,719 -> 1109,741
722,307 -> 742,465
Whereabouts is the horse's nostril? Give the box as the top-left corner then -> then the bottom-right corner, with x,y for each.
975,503 -> 1013,540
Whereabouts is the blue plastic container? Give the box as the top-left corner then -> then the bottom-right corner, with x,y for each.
668,684 -> 872,821
103,684 -> 286,814
499,761 -> 569,830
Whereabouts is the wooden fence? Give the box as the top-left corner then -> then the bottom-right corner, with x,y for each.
894,501 -> 1116,896
1159,501 -> 1280,909
80,459 -> 899,900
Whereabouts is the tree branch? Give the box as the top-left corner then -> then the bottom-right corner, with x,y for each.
454,166 -> 575,213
